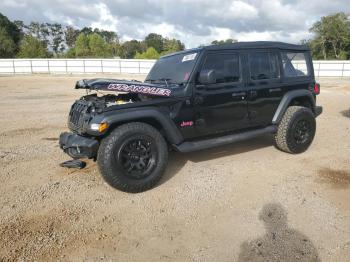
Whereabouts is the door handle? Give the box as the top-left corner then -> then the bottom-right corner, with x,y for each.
194,96 -> 204,105
269,88 -> 282,93
250,90 -> 258,98
232,92 -> 246,97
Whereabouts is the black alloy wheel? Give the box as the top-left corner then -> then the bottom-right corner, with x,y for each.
116,135 -> 157,179
293,119 -> 311,144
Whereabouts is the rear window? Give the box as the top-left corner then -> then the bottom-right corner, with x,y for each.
249,52 -> 280,80
281,52 -> 310,77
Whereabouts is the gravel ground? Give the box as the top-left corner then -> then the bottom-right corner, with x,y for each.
0,75 -> 349,262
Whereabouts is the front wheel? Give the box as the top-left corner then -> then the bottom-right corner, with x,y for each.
274,106 -> 316,154
97,122 -> 168,193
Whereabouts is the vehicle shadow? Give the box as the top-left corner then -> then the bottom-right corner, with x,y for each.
237,203 -> 320,262
160,135 -> 274,185
340,109 -> 350,118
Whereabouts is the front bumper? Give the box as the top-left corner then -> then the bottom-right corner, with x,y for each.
59,132 -> 99,159
315,106 -> 323,117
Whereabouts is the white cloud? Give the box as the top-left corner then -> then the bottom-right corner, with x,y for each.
229,1 -> 259,19
1,0 -> 349,48
2,0 -> 27,8
90,3 -> 119,32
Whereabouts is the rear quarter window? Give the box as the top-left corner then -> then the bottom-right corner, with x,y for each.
281,52 -> 310,77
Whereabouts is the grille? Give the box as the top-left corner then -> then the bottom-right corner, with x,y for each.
68,101 -> 89,131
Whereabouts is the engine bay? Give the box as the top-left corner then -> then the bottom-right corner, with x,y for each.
80,91 -> 152,111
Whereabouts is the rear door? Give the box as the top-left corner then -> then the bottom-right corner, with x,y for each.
193,51 -> 249,136
245,50 -> 283,127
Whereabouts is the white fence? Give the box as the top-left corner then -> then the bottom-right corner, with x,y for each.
311,61 -> 350,77
0,59 -> 156,75
0,59 -> 350,77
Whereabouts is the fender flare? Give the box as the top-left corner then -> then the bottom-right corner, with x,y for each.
89,107 -> 184,145
272,89 -> 315,124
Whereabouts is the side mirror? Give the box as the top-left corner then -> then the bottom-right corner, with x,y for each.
198,69 -> 216,84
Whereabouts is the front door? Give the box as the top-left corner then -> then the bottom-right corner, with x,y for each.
193,51 -> 249,136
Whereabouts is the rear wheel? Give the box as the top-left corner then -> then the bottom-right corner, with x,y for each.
97,122 -> 168,193
274,106 -> 316,154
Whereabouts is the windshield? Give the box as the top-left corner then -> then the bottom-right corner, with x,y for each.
145,51 -> 199,86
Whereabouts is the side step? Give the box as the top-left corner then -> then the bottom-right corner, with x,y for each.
174,125 -> 277,153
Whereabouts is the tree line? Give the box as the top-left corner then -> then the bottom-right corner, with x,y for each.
1,12 -> 350,59
0,13 -> 185,59
306,12 -> 350,59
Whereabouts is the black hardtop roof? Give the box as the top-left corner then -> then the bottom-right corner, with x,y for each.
161,41 -> 309,58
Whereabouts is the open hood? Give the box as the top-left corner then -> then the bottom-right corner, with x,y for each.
75,78 -> 172,97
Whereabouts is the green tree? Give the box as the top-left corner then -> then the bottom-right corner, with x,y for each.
80,27 -> 93,35
93,28 -> 118,44
161,38 -> 185,55
109,41 -> 124,57
309,13 -> 350,59
134,47 -> 160,59
0,13 -> 21,57
144,33 -> 164,53
122,40 -> 143,58
65,26 -> 80,48
72,32 -> 113,58
211,38 -> 237,45
65,47 -> 76,58
13,20 -> 25,35
47,23 -> 64,55
0,28 -> 16,57
16,35 -> 49,58
26,22 -> 50,47
88,33 -> 112,57
74,33 -> 90,57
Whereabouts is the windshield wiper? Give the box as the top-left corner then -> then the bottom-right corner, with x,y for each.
157,78 -> 171,87
145,78 -> 183,87
145,78 -> 168,85
145,78 -> 156,83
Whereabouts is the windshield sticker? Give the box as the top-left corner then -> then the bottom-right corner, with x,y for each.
184,72 -> 190,81
107,83 -> 172,97
182,53 -> 197,62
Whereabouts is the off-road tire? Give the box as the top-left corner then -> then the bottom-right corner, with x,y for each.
274,106 -> 316,154
97,122 -> 168,193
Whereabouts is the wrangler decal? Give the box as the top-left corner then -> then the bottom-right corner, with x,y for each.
107,83 -> 172,97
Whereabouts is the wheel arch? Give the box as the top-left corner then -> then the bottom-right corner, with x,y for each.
98,108 -> 184,145
272,90 -> 316,124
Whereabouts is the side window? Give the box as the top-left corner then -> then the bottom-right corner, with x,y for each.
249,52 -> 280,80
201,53 -> 240,84
281,52 -> 310,77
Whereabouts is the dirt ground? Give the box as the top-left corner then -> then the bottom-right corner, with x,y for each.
0,75 -> 349,262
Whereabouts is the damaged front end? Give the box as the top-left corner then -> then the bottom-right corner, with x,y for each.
59,132 -> 99,159
69,78 -> 172,134
59,78 -> 173,161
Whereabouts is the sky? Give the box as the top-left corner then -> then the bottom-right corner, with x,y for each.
1,0 -> 349,48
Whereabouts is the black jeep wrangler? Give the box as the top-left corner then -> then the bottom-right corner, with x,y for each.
59,41 -> 322,193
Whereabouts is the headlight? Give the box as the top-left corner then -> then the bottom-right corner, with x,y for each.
90,122 -> 109,133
